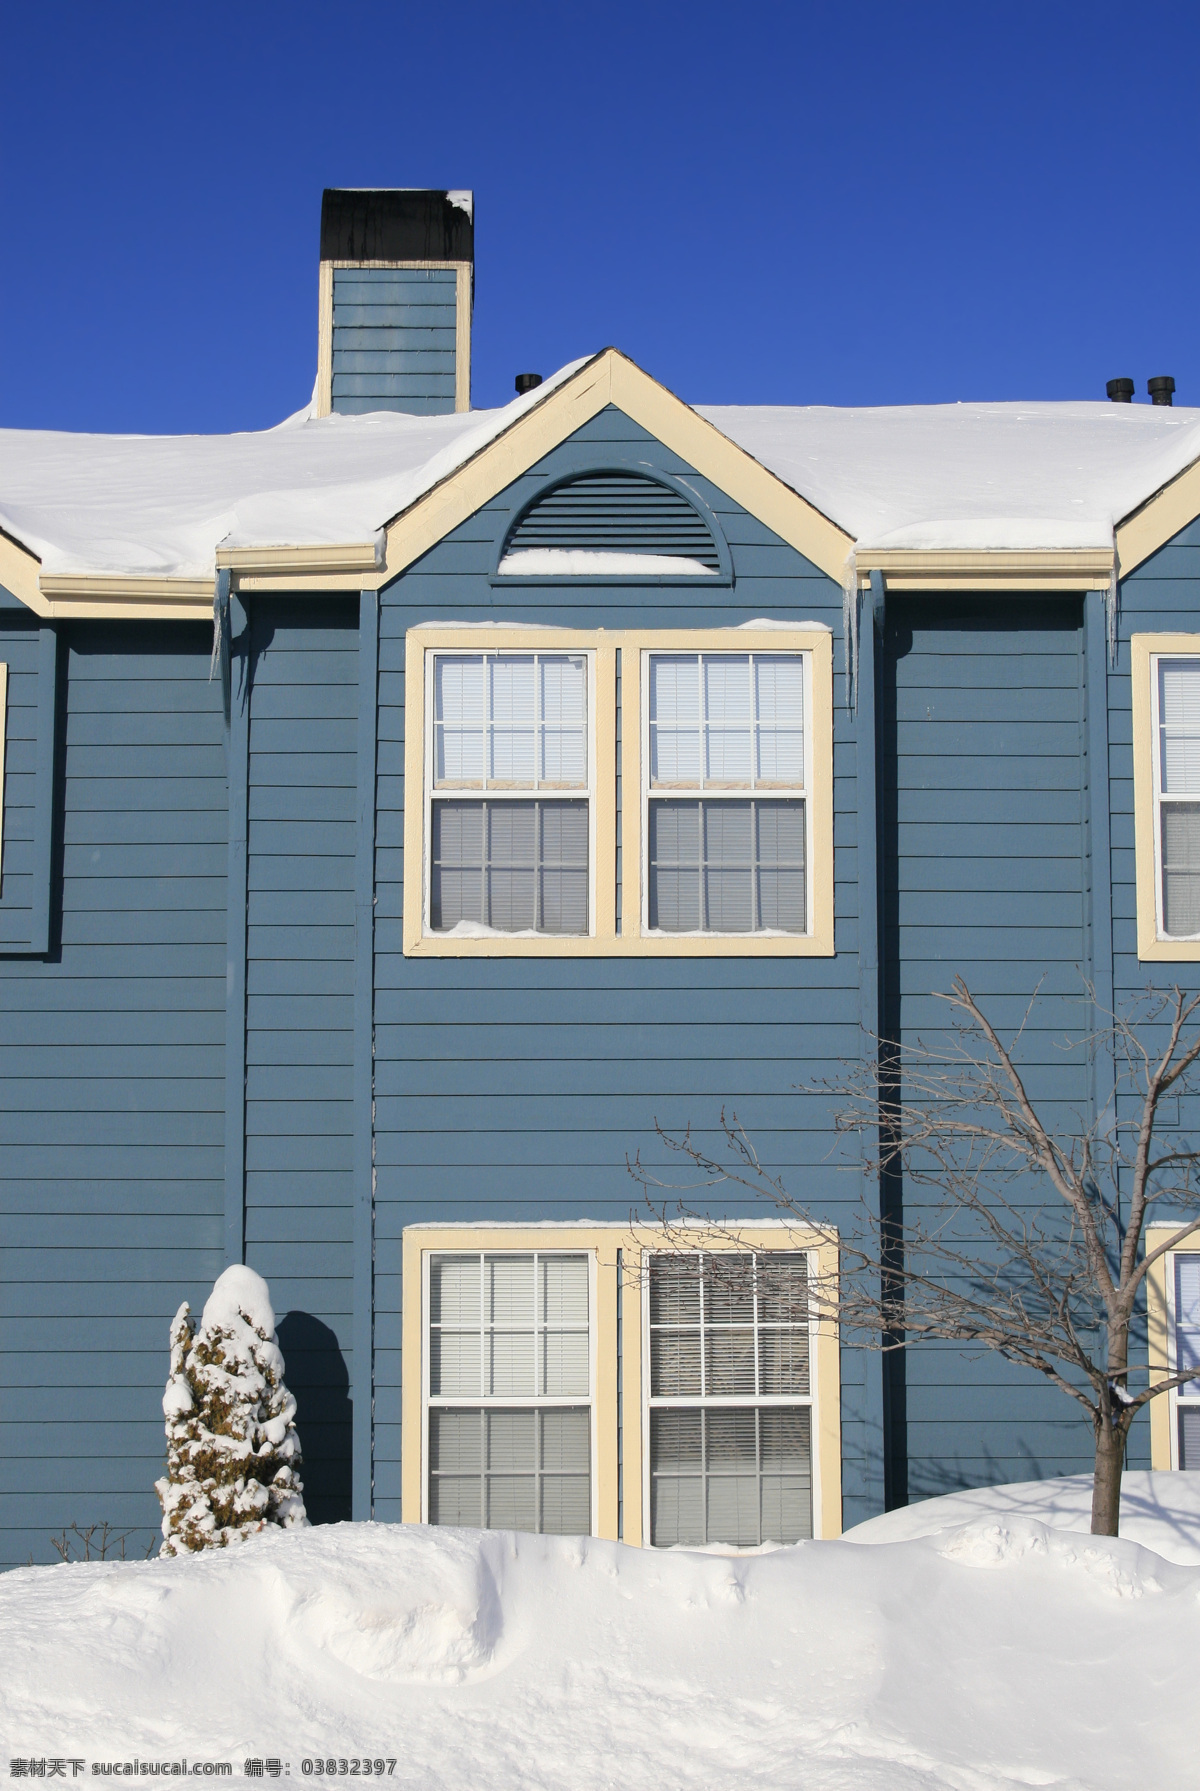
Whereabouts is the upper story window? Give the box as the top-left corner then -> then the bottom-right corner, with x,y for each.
425,1250 -> 593,1533
643,652 -> 809,935
1154,656 -> 1200,939
404,624 -> 833,959
427,650 -> 593,936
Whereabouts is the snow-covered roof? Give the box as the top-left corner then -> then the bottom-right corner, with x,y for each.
0,361 -> 587,581
704,399 -> 1200,553
2,351 -> 1200,585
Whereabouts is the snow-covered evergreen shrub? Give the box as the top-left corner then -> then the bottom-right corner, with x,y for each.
155,1264 -> 308,1555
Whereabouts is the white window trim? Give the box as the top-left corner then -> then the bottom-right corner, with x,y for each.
1163,1247 -> 1200,1471
638,648 -> 813,939
420,1246 -> 600,1536
1149,650 -> 1200,942
422,647 -> 598,941
639,1246 -> 823,1545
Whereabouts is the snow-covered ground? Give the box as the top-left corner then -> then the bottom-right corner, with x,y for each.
845,1467 -> 1200,1563
3,1476 -> 1198,1790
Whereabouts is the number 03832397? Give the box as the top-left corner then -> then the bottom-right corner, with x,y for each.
300,1761 -> 396,1777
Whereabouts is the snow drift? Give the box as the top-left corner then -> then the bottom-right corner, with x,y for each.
3,1483 -> 1199,1789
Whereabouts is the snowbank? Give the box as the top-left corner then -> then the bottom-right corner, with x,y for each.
2,1506 -> 1197,1789
844,1467 -> 1200,1563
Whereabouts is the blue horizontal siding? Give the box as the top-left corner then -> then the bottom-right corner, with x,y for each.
242,595 -> 359,1526
0,622 -> 226,1567
331,268 -> 458,417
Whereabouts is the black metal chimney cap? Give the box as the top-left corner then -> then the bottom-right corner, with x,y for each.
515,373 -> 544,396
320,189 -> 473,263
1148,376 -> 1176,407
1106,378 -> 1135,402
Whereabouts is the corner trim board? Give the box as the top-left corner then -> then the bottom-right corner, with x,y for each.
352,589 -> 379,1521
223,582 -> 250,1263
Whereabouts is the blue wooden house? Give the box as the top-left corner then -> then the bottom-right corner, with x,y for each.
4,188 -> 1200,1566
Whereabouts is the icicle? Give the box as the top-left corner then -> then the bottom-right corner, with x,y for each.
208,583 -> 223,682
1106,543 -> 1119,670
210,574 -> 232,724
842,547 -> 859,716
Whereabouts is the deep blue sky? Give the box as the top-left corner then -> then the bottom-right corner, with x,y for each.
2,1 -> 1197,435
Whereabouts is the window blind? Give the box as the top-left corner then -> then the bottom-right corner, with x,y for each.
646,653 -> 807,936
1157,660 -> 1200,937
647,1253 -> 813,1546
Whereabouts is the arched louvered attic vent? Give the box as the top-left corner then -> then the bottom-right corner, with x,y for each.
497,472 -> 723,577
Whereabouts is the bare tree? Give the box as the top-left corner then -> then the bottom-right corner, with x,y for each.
629,979 -> 1200,1537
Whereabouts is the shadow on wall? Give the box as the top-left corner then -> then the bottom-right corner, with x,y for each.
276,1312 -> 352,1525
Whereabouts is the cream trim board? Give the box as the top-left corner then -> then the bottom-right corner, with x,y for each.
400,1221 -> 841,1543
1131,635 -> 1200,959
0,532 -> 50,618
1144,1224 -> 1200,1471
317,258 -> 472,420
402,625 -> 834,958
217,543 -> 379,575
316,260 -> 334,419
1116,457 -> 1200,581
860,548 -> 1115,594
383,349 -> 855,588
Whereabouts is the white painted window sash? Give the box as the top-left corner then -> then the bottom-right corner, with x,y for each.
639,1248 -> 821,1543
639,649 -> 813,937
420,1248 -> 599,1532
1150,652 -> 1200,940
423,649 -> 597,938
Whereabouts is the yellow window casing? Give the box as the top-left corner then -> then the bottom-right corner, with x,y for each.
1145,1222 -> 1200,1470
400,1221 -> 843,1544
402,624 -> 834,957
1131,633 -> 1200,960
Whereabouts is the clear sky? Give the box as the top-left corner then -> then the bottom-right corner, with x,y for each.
2,0 -> 1197,434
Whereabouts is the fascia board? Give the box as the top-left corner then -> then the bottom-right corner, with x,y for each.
0,530 -> 50,617
215,542 -> 380,573
1116,456 -> 1200,578
859,547 -> 1116,592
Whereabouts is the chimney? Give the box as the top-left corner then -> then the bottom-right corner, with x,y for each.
1148,376 -> 1176,407
316,189 -> 474,418
1106,378 -> 1135,403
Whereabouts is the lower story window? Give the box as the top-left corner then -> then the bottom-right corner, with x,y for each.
429,1407 -> 592,1531
425,1249 -> 593,1533
647,799 -> 806,934
646,1249 -> 814,1545
431,799 -> 588,934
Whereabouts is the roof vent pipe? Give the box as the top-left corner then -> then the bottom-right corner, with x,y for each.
515,373 -> 543,395
1106,378 -> 1135,402
1148,376 -> 1176,406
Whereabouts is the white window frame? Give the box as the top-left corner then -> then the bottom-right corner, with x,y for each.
639,648 -> 813,938
420,1247 -> 599,1535
422,647 -> 597,941
1165,1248 -> 1200,1470
1150,650 -> 1200,941
639,1246 -> 822,1546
